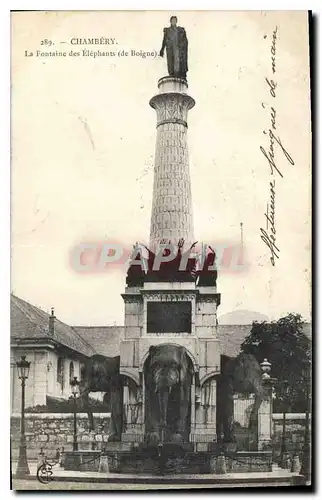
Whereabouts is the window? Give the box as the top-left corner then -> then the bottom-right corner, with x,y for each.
147,301 -> 192,333
80,362 -> 85,381
69,362 -> 74,384
57,357 -> 64,390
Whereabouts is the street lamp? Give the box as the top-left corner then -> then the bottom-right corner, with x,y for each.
16,355 -> 31,478
70,376 -> 79,451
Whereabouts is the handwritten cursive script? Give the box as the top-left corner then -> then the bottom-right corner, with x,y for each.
260,26 -> 295,266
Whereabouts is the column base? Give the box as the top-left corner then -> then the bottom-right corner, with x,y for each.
258,438 -> 272,450
16,445 -> 30,478
121,423 -> 145,444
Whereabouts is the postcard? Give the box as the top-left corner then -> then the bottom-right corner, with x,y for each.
11,10 -> 312,490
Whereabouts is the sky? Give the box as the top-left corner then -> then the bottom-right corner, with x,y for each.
11,11 -> 311,326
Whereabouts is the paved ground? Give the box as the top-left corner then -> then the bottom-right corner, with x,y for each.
12,479 -> 300,491
11,461 -> 302,490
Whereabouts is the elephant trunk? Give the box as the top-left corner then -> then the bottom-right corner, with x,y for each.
158,387 -> 170,443
154,367 -> 179,441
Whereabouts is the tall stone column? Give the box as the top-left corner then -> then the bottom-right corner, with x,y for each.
149,76 -> 195,250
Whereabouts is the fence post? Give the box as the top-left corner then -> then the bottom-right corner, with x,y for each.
98,453 -> 109,473
291,453 -> 301,473
59,446 -> 65,468
216,453 -> 227,474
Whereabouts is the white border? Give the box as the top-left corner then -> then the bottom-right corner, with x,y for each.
4,1 -> 322,10
2,2 -> 319,498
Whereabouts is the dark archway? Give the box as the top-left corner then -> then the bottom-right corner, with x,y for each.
143,344 -> 193,444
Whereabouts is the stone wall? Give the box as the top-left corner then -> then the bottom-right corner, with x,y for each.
11,412 -> 110,460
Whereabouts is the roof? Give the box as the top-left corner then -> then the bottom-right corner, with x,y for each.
75,325 -> 246,358
217,324 -> 254,357
74,326 -> 124,358
218,310 -> 269,325
75,323 -> 311,359
11,294 -> 311,360
217,322 -> 312,358
11,295 -> 95,357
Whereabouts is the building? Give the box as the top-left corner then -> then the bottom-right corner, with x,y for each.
10,293 -> 311,416
10,294 -> 95,412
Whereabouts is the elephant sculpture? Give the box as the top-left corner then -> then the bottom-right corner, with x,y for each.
79,354 -> 124,441
145,344 -> 193,445
216,353 -> 267,445
78,349 -> 265,448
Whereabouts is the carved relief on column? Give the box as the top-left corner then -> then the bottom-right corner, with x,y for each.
201,378 -> 217,424
121,377 -> 144,441
149,78 -> 195,249
150,93 -> 195,129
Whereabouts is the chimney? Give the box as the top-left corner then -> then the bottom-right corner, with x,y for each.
49,307 -> 56,335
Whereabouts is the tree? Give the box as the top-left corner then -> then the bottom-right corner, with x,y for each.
241,313 -> 311,412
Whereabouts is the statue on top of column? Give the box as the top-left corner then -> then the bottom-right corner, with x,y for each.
160,16 -> 188,80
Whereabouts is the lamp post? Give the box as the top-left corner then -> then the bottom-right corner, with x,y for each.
300,359 -> 311,483
277,379 -> 289,467
70,376 -> 79,451
16,355 -> 31,478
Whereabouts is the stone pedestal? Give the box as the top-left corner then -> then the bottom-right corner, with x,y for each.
120,280 -> 221,445
258,394 -> 272,449
98,454 -> 109,473
258,374 -> 275,450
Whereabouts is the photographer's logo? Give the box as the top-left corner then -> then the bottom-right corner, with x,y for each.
36,459 -> 57,484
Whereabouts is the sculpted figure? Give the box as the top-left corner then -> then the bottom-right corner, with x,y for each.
145,344 -> 193,445
79,354 -> 124,441
126,243 -> 146,287
217,353 -> 267,446
143,240 -> 198,283
160,16 -> 188,80
196,245 -> 218,287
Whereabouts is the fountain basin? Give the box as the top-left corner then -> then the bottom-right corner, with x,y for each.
64,444 -> 272,474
